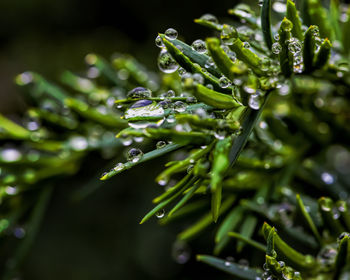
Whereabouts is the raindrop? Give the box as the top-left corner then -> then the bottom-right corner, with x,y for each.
155,209 -> 165,218
125,101 -> 164,120
186,96 -> 197,103
274,34 -> 280,41
192,39 -> 207,53
258,0 -> 263,6
200,14 -> 218,23
158,179 -> 168,186
243,42 -> 250,48
219,76 -> 231,88
1,149 -> 22,162
287,38 -> 302,54
248,94 -> 261,110
69,136 -> 88,151
160,90 -> 176,99
178,67 -> 187,76
173,101 -> 186,112
165,28 -> 178,40
273,2 -> 287,13
172,241 -> 191,264
16,72 -> 33,85
272,42 -> 282,54
321,172 -> 334,185
187,165 -> 194,174
127,87 -> 152,99
206,84 -> 214,90
127,148 -> 143,163
121,137 -> 133,146
156,141 -> 167,149
13,227 -> 26,239
193,73 -> 204,84
113,163 -> 125,172
155,35 -> 165,48
158,50 -> 179,73
221,25 -> 238,45
5,186 -> 18,195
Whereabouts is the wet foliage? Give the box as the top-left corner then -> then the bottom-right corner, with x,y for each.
1,0 -> 350,279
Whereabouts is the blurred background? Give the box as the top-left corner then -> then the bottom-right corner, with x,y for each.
0,0 -> 254,279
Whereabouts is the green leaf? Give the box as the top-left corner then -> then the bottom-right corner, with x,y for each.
186,83 -> 241,109
296,194 -> 323,245
262,222 -> 317,271
228,231 -> 266,252
261,0 -> 273,50
278,18 -> 294,77
196,255 -> 261,280
168,179 -> 202,216
0,114 -> 32,140
335,233 -> 350,279
303,26 -> 318,73
318,197 -> 345,236
211,137 -> 233,222
100,143 -> 184,180
313,38 -> 332,70
215,205 -> 242,242
329,0 -> 342,43
206,37 -> 246,80
237,215 -> 258,253
177,196 -> 235,241
342,6 -> 350,54
303,0 -> 333,39
286,0 -> 304,41
160,34 -> 232,93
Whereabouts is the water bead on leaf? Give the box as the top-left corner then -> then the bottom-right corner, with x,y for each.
321,172 -> 334,185
172,241 -> 191,264
243,42 -> 250,48
178,67 -> 187,76
221,25 -> 238,45
287,38 -> 302,55
192,73 -> 204,84
191,39 -> 207,54
273,1 -> 286,13
272,42 -> 282,54
69,136 -> 88,151
165,28 -> 178,40
127,87 -> 152,99
258,0 -> 263,6
113,163 -> 125,172
1,148 -> 22,162
160,90 -> 176,99
155,35 -> 165,48
248,94 -> 261,110
173,101 -> 186,113
274,34 -> 280,41
156,141 -> 167,149
155,209 -> 165,218
199,13 -> 218,23
219,76 -> 231,88
158,50 -> 179,74
130,99 -> 153,108
127,148 -> 143,163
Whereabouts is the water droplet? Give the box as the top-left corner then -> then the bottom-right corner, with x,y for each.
127,148 -> 143,163
258,0 -> 263,6
173,101 -> 186,113
272,42 -> 282,54
16,72 -> 33,85
187,165 -> 194,174
69,136 -> 88,151
221,24 -> 238,45
13,227 -> 26,239
338,232 -> 350,242
219,76 -> 231,88
317,245 -> 337,266
238,259 -> 249,270
158,179 -> 168,186
172,241 -> 191,264
113,163 -> 125,172
192,73 -> 204,84
278,261 -> 285,268
5,186 -> 18,195
287,38 -> 302,54
224,261 -> 232,267
155,209 -> 165,218
321,172 -> 334,185
178,67 -> 187,76
186,96 -> 197,103
273,2 -> 286,13
1,149 -> 22,162
155,35 -> 165,48
125,101 -> 164,119
206,83 -> 214,90
158,50 -> 179,73
274,34 -> 280,41
192,39 -> 207,53
165,28 -> 178,40
127,87 -> 152,99
337,201 -> 347,212
243,42 -> 250,48
248,94 -> 261,110
121,137 -> 133,146
156,141 -> 167,149
200,14 -> 218,23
